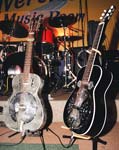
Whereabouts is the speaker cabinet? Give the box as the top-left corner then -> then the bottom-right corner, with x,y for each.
88,20 -> 99,46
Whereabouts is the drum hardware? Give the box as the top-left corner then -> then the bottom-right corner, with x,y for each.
62,25 -> 78,88
40,23 -> 59,70
59,27 -> 77,89
63,64 -> 77,88
0,48 -> 7,63
57,35 -> 82,42
0,41 -> 20,63
63,50 -> 77,88
48,16 -> 78,89
2,65 -> 22,95
0,43 -> 13,63
1,58 -> 23,95
42,52 -> 61,80
56,35 -> 83,52
0,69 -> 5,91
68,26 -> 83,33
44,54 -> 52,78
18,42 -> 26,52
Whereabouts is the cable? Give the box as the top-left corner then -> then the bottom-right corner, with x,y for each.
0,127 -> 75,148
0,133 -> 26,146
47,127 -> 76,148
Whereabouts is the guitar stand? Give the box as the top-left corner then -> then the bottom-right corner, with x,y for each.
8,129 -> 47,150
38,130 -> 46,150
92,137 -> 107,150
63,132 -> 107,150
8,131 -> 20,138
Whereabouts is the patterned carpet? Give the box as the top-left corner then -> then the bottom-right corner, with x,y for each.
0,143 -> 79,150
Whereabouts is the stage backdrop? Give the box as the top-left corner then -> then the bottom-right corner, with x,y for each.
0,0 -> 119,50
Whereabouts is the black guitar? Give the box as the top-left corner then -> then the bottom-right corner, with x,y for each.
3,17 -> 48,134
63,5 -> 116,138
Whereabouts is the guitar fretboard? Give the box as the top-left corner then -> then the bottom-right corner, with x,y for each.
82,22 -> 105,83
23,32 -> 34,83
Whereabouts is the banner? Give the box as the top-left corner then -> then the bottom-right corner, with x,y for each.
0,0 -> 85,48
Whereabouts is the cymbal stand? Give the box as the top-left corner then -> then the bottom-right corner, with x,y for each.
62,27 -> 77,88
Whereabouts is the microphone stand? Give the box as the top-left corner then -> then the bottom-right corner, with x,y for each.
78,0 -> 88,67
79,0 -> 85,48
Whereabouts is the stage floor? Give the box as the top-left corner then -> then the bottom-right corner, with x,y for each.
0,122 -> 119,150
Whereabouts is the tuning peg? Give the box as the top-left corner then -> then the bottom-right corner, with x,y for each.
110,5 -> 116,12
101,12 -> 106,17
110,5 -> 115,9
104,10 -> 107,13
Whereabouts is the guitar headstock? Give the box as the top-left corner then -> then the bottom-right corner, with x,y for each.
28,14 -> 42,33
100,5 -> 116,23
26,14 -> 42,40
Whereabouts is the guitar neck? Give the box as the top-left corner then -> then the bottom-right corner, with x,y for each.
92,22 -> 105,49
82,22 -> 105,83
23,32 -> 34,82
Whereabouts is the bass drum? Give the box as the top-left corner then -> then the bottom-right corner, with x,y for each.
3,52 -> 47,80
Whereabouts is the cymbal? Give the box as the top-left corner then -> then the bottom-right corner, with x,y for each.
49,16 -> 77,28
0,20 -> 28,38
57,36 -> 82,42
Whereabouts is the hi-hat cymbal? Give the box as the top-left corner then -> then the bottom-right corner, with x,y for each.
57,36 -> 82,42
0,20 -> 28,38
49,15 -> 77,28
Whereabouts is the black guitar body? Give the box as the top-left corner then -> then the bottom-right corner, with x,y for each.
64,5 -> 116,138
63,65 -> 115,137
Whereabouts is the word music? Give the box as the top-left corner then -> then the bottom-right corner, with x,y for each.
4,11 -> 85,25
0,0 -> 48,11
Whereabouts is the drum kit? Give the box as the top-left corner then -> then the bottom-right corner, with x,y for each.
0,16 -> 83,95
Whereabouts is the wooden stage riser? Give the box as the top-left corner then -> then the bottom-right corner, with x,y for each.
0,99 -> 119,122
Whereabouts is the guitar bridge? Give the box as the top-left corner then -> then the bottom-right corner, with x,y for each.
72,104 -> 80,110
